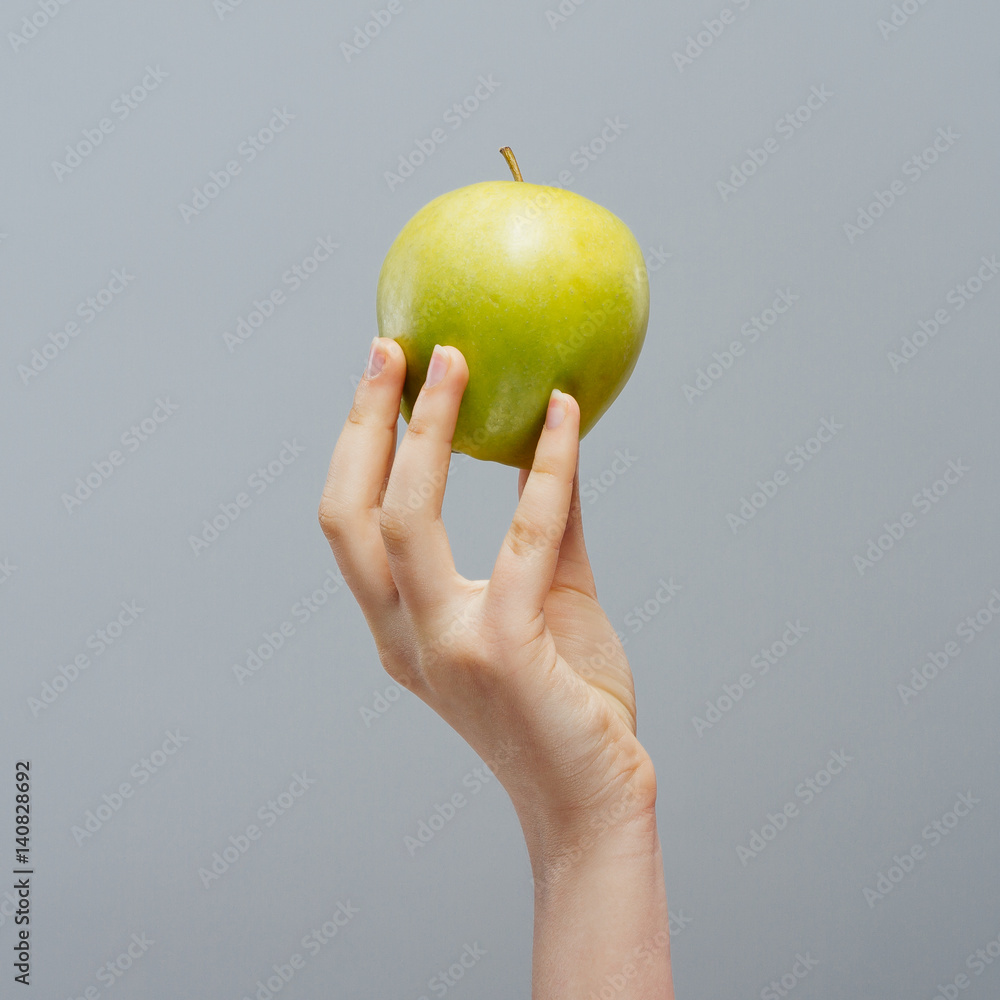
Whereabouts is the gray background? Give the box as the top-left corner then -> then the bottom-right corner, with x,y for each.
2,1 -> 999,997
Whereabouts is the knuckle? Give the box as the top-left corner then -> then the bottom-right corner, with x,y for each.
504,517 -> 539,558
378,506 -> 414,553
505,513 -> 563,559
317,495 -> 350,540
405,412 -> 434,439
422,605 -> 488,671
346,401 -> 366,428
529,459 -> 563,482
378,649 -> 422,692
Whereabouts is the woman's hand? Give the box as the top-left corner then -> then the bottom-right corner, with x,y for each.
318,338 -> 657,859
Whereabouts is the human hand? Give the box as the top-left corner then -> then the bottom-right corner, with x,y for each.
318,339 -> 657,855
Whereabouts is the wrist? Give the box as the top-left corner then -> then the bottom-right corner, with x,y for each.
513,762 -> 659,890
522,778 -> 674,999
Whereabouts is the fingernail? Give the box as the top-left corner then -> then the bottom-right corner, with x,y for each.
546,389 -> 567,429
425,344 -> 450,388
365,337 -> 386,379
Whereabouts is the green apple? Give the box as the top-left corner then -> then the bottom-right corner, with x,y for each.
376,148 -> 649,469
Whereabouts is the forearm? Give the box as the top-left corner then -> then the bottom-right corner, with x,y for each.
519,789 -> 675,999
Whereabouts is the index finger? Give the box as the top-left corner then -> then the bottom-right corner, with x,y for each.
318,336 -> 406,611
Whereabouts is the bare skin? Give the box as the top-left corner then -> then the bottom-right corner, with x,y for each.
318,338 -> 675,998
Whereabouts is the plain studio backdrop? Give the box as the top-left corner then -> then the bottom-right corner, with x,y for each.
2,1 -> 999,997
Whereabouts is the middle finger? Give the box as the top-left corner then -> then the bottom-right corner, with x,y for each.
379,343 -> 470,619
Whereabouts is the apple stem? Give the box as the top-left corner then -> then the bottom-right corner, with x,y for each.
500,147 -> 523,181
